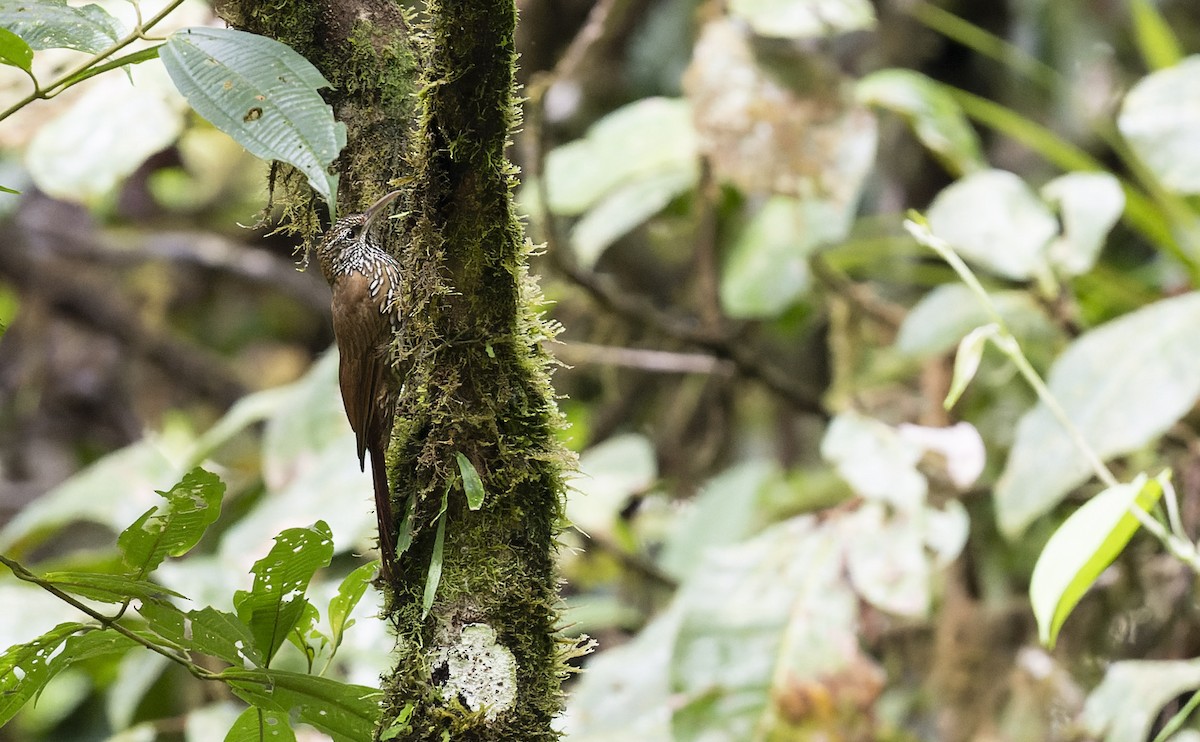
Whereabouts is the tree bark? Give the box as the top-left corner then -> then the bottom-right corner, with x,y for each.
216,1 -> 568,739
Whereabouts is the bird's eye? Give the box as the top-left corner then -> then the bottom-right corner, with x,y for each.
347,224 -> 363,238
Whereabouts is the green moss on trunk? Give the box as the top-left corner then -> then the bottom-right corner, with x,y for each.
217,1 -> 568,739
383,0 -> 568,738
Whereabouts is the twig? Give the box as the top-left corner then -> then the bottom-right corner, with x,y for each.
0,553 -> 218,680
0,224 -> 247,406
553,341 -> 732,375
809,252 -> 906,329
0,0 -> 189,122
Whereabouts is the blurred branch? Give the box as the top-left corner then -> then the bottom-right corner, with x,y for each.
554,341 -> 733,375
550,0 -> 625,83
98,230 -> 327,313
693,159 -> 723,331
809,253 -> 906,329
0,224 -> 247,407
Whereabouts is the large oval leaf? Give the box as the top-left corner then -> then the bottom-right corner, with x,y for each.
160,27 -> 345,213
996,292 -> 1200,536
1119,55 -> 1200,194
927,169 -> 1058,281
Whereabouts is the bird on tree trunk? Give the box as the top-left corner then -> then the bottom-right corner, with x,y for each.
314,190 -> 403,580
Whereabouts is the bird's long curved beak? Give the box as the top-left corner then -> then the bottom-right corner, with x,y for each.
363,190 -> 402,230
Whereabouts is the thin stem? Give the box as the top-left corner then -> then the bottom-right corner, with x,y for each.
1000,339 -> 1119,489
906,217 -> 1200,571
1161,475 -> 1188,541
1152,687 -> 1200,742
0,553 -> 219,681
0,0 -> 187,123
905,217 -> 1119,487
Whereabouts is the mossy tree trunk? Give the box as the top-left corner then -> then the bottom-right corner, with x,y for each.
216,1 -> 569,739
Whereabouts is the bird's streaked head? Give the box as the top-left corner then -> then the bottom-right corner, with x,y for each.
315,190 -> 401,279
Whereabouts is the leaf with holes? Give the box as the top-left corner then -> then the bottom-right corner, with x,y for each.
225,705 -> 297,742
221,668 -> 381,742
0,623 -> 139,726
138,601 -> 263,669
233,521 -> 334,664
118,467 -> 224,577
160,27 -> 345,213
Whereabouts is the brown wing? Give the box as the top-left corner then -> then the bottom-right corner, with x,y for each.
331,272 -> 390,470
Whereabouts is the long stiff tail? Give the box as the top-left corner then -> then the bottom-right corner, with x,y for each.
368,443 -> 396,580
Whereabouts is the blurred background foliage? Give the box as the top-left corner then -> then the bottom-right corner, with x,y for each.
4,0 -> 1200,739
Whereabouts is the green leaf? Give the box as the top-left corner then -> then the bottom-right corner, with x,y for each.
1041,172 -> 1125,277
0,0 -> 124,54
1130,0 -> 1184,72
455,452 -> 486,511
944,323 -> 997,409
1119,56 -> 1200,195
1030,473 -> 1164,648
1083,659 -> 1200,742
118,467 -> 224,577
941,83 -> 1178,259
39,572 -> 185,604
566,433 -> 657,540
658,461 -> 779,581
927,169 -> 1057,281
285,600 -> 325,667
568,168 -> 694,269
0,623 -> 138,726
996,292 -> 1200,536
55,44 -> 161,89
727,0 -> 875,38
895,283 -> 1052,358
234,522 -> 335,664
379,703 -> 416,740
0,26 -> 32,72
138,601 -> 263,669
856,68 -> 984,177
0,184 -> 18,194
394,495 -> 415,558
328,562 -> 377,653
422,488 -> 450,620
719,195 -> 828,319
160,27 -> 346,213
544,97 -> 697,216
225,705 -> 296,742
220,668 -> 381,742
